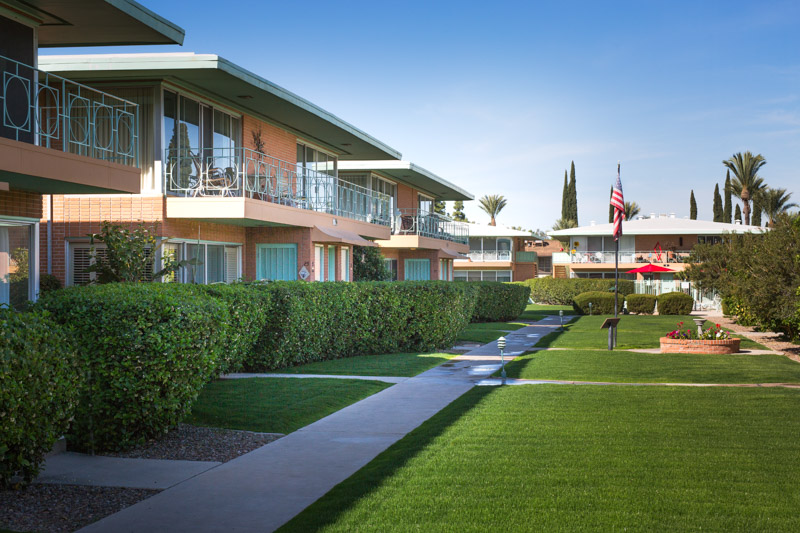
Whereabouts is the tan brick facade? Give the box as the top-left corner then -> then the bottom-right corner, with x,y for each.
0,189 -> 42,219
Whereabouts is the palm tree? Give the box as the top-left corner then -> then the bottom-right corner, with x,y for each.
623,202 -> 641,220
761,188 -> 798,227
478,194 -> 507,226
722,151 -> 767,225
551,218 -> 578,231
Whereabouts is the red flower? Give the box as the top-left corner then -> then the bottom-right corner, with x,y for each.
716,324 -> 721,329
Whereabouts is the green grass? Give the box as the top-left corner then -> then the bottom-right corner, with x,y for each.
519,303 -> 574,321
280,386 -> 800,532
536,315 -> 768,350
277,352 -> 456,377
456,321 -> 527,344
503,349 -> 800,383
185,378 -> 391,434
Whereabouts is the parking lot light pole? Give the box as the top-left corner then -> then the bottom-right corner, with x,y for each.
498,336 -> 507,380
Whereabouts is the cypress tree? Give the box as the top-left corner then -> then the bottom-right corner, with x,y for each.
452,200 -> 467,222
712,184 -> 723,222
751,197 -> 762,226
609,186 -> 614,223
723,171 -> 732,223
568,161 -> 578,224
561,170 -> 568,220
734,204 -> 742,223
690,190 -> 697,220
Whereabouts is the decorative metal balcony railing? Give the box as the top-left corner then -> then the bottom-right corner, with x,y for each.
466,250 -> 512,262
164,147 -> 391,225
390,208 -> 468,245
1,55 -> 138,166
569,250 -> 692,264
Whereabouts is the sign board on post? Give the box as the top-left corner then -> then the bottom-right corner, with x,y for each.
600,318 -> 621,351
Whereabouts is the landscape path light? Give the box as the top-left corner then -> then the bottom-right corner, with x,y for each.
497,336 -> 507,381
559,309 -> 564,328
589,302 -> 593,316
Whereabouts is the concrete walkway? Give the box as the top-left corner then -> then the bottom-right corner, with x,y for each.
78,320 -> 560,532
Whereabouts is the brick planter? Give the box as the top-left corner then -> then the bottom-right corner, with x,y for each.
660,337 -> 741,354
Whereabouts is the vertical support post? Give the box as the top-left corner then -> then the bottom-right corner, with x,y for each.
614,237 -> 619,347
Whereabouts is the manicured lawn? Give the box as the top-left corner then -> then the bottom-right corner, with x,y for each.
280,385 -> 800,532
536,315 -> 768,350
456,322 -> 527,344
277,352 -> 455,377
185,378 -> 391,434
503,349 -> 800,383
519,303 -> 574,321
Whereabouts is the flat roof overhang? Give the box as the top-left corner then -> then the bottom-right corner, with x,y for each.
339,160 -> 473,201
39,54 -> 402,161
8,0 -> 184,46
374,234 -> 468,254
0,136 -> 140,193
166,196 -> 390,240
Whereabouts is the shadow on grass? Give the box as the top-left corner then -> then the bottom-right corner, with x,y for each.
278,386 -> 495,532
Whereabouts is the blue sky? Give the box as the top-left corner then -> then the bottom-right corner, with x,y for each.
44,0 -> 800,230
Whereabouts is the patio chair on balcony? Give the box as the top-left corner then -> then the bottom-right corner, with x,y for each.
206,166 -> 237,197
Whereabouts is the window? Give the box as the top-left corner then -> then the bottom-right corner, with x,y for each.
1,221 -> 35,310
418,194 -> 433,214
384,258 -> 398,281
404,259 -> 430,281
341,247 -> 350,282
698,235 -> 722,245
328,246 -> 336,281
256,244 -> 297,281
162,241 -> 240,284
296,143 -> 337,177
454,270 -> 513,282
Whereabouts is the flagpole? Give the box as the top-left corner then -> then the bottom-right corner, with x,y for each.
614,162 -> 620,348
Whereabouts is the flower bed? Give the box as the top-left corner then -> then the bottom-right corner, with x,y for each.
660,337 -> 741,354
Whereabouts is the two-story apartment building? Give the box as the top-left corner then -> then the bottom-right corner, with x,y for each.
453,224 -> 539,282
37,53 -> 413,285
549,215 -> 767,288
0,0 -> 184,308
339,161 -> 471,281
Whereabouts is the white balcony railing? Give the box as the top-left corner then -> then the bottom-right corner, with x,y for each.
569,250 -> 692,264
465,250 -> 512,262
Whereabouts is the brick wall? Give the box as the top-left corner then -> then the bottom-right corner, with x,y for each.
0,189 -> 42,219
659,338 -> 740,355
397,183 -> 418,211
242,116 -> 297,164
513,263 -> 537,281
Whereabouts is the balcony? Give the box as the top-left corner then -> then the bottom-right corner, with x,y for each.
165,147 -> 391,226
390,208 -> 468,245
1,55 -> 140,194
466,250 -> 512,262
568,250 -> 692,265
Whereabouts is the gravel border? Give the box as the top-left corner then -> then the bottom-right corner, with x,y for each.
0,484 -> 159,533
103,423 -> 283,463
1,425 -> 283,532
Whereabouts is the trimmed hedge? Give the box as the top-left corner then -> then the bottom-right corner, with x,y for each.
36,284 -> 229,452
626,294 -> 657,315
1,309 -> 79,488
657,291 -> 694,315
470,282 -> 531,322
573,291 -> 617,315
198,283 -> 271,374
524,277 -> 634,305
248,281 -> 478,370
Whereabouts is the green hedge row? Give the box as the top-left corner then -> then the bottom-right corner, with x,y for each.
1,310 -> 79,488
523,277 -> 634,305
571,291 -> 694,315
626,293 -> 658,314
470,282 -> 530,322
37,284 -> 227,452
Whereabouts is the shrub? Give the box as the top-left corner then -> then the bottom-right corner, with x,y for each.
572,291 -> 617,315
470,282 -> 530,322
197,283 -> 271,374
36,284 -> 228,452
626,293 -> 657,314
39,273 -> 62,293
524,277 -> 634,305
1,310 -> 79,488
657,292 -> 694,315
247,281 -> 478,371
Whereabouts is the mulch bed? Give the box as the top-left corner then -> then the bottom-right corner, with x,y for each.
0,425 -> 283,532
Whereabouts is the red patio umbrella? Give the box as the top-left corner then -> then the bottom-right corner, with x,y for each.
626,264 -> 675,274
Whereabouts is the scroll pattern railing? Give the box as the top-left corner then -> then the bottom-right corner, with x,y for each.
1,54 -> 138,166
164,147 -> 391,225
391,208 -> 469,245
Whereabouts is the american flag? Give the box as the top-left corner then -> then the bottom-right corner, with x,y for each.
611,163 -> 624,241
